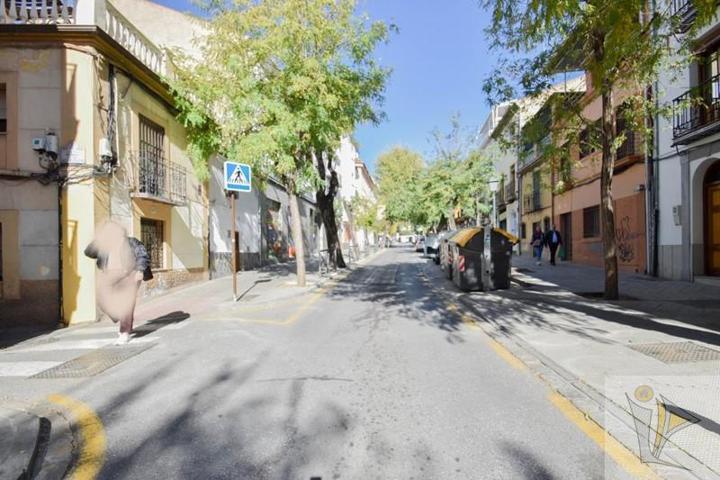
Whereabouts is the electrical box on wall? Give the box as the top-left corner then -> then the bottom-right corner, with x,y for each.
672,205 -> 682,226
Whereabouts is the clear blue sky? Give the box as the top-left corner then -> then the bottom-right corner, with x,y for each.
156,0 -> 497,172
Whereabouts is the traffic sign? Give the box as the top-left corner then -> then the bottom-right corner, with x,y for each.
224,161 -> 252,193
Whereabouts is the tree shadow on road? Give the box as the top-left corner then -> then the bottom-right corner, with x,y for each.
481,286 -> 720,348
85,349 -> 355,479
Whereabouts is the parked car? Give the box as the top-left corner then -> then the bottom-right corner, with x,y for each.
414,236 -> 425,252
439,230 -> 458,273
424,234 -> 440,262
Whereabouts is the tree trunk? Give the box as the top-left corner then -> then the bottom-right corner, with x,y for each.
448,209 -> 457,230
287,185 -> 306,287
600,87 -> 619,300
314,152 -> 346,268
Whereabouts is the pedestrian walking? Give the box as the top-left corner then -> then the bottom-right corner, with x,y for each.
531,226 -> 545,265
544,224 -> 563,266
84,221 -> 153,345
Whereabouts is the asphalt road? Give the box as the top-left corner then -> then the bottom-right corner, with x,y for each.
3,247 -> 635,480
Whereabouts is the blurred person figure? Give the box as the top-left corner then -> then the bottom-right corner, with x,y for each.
84,221 -> 153,345
531,226 -> 544,265
544,224 -> 563,266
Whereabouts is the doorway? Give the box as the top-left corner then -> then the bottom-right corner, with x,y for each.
560,212 -> 572,261
705,162 -> 720,276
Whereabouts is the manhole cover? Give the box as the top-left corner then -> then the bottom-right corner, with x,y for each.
30,344 -> 155,378
629,341 -> 720,364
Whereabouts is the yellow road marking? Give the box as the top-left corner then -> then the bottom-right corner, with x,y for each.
548,392 -> 661,480
461,313 -> 481,330
48,394 -> 106,480
488,338 -> 528,371
228,281 -> 335,326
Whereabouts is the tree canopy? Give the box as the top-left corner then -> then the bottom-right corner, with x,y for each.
170,0 -> 392,285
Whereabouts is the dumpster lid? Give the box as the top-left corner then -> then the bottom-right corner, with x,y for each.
494,228 -> 520,245
450,227 -> 520,247
451,228 -> 482,247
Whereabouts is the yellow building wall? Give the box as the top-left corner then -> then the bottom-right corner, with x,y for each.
61,48 -> 98,325
520,164 -> 552,253
123,74 -> 208,272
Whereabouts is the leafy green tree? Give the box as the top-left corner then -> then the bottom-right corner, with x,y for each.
170,0 -> 391,286
482,0 -> 716,299
422,117 -> 494,230
376,146 -> 426,226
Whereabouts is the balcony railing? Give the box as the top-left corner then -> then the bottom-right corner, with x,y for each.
520,134 -> 551,169
495,189 -> 506,213
669,0 -> 697,33
505,178 -> 516,202
673,73 -> 720,143
523,191 -> 543,213
132,153 -> 187,204
1,1 -> 166,77
616,129 -> 641,160
1,0 -> 75,23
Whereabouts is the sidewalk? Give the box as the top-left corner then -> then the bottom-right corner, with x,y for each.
439,255 -> 720,479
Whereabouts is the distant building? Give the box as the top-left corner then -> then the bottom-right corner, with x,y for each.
207,157 -> 319,278
335,136 -> 378,252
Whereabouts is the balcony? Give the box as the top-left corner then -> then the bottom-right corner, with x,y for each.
616,129 -> 641,160
522,191 -> 543,213
669,0 -> 697,33
505,178 -> 516,202
131,153 -> 187,205
1,1 -> 166,77
495,189 -> 506,214
520,134 -> 551,170
672,73 -> 720,144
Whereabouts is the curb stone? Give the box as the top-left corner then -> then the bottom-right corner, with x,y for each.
418,263 -> 719,480
0,396 -> 76,480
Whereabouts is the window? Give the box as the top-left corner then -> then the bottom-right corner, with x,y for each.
579,121 -> 600,158
138,116 -> 165,197
531,170 -> 541,210
0,84 -> 6,133
521,223 -> 526,239
583,206 -> 600,238
499,219 -> 507,231
141,218 -> 164,269
543,216 -> 550,232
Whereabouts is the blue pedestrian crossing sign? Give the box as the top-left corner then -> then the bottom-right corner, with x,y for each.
224,161 -> 252,193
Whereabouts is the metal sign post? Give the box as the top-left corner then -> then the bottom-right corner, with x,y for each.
230,191 -> 238,301
224,161 -> 253,302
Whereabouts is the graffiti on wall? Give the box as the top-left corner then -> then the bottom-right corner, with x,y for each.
615,216 -> 641,263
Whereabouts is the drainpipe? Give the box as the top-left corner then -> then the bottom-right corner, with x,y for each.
646,0 -> 660,277
57,181 -> 64,326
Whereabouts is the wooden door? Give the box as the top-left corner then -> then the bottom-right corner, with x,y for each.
707,184 -> 720,276
560,212 -> 572,261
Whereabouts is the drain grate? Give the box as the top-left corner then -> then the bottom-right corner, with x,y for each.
30,344 -> 155,378
629,341 -> 720,364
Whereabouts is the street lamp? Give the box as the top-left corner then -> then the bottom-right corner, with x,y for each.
488,178 -> 499,226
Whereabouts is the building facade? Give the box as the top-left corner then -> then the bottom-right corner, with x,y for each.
552,81 -> 647,273
1,0 -> 209,326
335,136 -> 378,252
207,156 -> 320,278
654,2 -> 720,281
